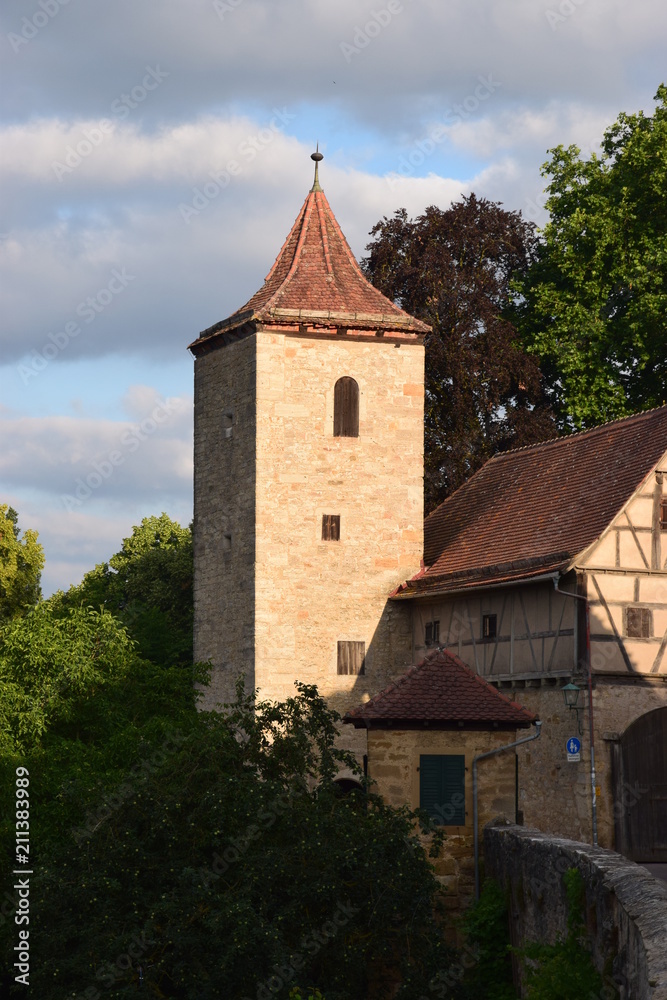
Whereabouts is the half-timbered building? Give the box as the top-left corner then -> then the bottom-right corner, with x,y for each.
393,407 -> 667,859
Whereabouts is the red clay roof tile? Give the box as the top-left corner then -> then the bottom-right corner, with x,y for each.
402,406 -> 667,597
343,648 -> 536,727
191,165 -> 429,349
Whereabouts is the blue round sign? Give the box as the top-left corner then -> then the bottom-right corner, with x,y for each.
567,737 -> 581,755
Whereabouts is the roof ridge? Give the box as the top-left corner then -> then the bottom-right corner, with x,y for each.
260,191 -> 316,314
487,403 -> 667,463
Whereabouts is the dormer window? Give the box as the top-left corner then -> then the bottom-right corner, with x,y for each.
333,377 -> 359,437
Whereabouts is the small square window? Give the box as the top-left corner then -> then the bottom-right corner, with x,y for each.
337,641 -> 365,675
482,613 -> 497,640
625,606 -> 651,638
425,620 -> 440,647
322,514 -> 340,541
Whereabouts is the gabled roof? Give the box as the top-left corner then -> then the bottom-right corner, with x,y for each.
343,649 -> 536,728
397,405 -> 667,598
190,155 -> 429,354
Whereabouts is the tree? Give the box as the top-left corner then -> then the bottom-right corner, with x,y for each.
0,603 -> 134,755
16,682 -> 454,1000
0,504 -> 44,623
363,196 -> 554,511
513,85 -> 667,429
58,513 -> 193,666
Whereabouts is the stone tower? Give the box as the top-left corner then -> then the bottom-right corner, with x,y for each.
189,153 -> 429,753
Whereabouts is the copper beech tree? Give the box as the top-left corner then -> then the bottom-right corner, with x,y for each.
363,195 -> 554,512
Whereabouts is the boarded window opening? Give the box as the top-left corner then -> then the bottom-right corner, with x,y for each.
337,640 -> 365,675
333,377 -> 359,437
322,514 -> 340,541
419,755 -> 466,825
425,620 -> 440,646
223,412 -> 233,439
625,606 -> 651,638
482,613 -> 497,640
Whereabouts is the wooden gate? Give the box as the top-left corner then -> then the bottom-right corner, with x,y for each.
613,707 -> 667,862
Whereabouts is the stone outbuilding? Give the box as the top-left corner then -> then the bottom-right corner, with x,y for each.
343,648 -> 538,909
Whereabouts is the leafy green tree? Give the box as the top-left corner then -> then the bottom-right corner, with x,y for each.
58,513 -> 193,666
0,603 -> 134,755
18,683 -> 454,1000
513,85 -> 667,428
0,504 -> 44,623
363,196 -> 554,511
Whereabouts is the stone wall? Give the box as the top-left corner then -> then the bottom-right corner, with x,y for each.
490,679 -> 667,849
253,329 -> 424,756
193,332 -> 257,710
484,823 -> 667,1000
367,727 -> 519,912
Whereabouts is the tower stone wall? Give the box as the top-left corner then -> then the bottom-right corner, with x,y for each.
194,327 -> 424,753
193,333 -> 257,707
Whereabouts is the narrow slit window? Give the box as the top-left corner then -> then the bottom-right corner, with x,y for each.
625,606 -> 651,638
322,514 -> 340,541
482,613 -> 497,640
425,620 -> 440,647
333,377 -> 359,437
337,641 -> 365,675
222,533 -> 232,552
223,412 -> 233,439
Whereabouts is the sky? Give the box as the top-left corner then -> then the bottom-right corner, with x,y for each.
1,0 -> 665,597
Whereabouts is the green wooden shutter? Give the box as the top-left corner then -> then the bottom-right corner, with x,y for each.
419,755 -> 465,825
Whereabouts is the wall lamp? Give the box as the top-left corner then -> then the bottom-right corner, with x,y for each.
562,682 -> 584,735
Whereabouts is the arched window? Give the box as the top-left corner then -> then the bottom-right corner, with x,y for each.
333,377 -> 359,437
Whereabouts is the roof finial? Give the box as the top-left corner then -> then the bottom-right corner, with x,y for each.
311,143 -> 323,192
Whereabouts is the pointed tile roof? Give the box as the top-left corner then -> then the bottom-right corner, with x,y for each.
190,153 -> 429,353
396,405 -> 667,598
343,649 -> 537,728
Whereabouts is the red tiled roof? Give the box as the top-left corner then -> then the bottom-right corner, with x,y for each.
399,406 -> 667,597
190,163 -> 429,351
343,648 -> 536,728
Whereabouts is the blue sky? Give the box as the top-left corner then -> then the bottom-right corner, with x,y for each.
1,0 -> 665,596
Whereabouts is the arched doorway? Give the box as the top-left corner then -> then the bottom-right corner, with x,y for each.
612,707 -> 667,862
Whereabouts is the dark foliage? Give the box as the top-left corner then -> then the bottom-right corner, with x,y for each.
5,681 -> 455,1000
362,195 -> 555,511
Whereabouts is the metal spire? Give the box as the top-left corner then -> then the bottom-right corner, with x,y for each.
310,143 -> 323,192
